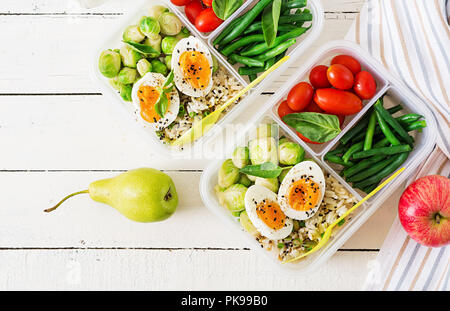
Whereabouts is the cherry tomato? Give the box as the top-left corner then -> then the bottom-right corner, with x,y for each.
353,71 -> 377,100
304,100 -> 324,113
195,8 -> 223,33
202,0 -> 213,6
296,131 -> 322,145
327,64 -> 354,90
278,100 -> 295,120
287,82 -> 314,112
171,0 -> 192,6
309,65 -> 331,89
331,55 -> 361,75
314,88 -> 362,115
185,0 -> 203,24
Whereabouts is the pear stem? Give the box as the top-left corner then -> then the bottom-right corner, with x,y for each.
44,190 -> 89,213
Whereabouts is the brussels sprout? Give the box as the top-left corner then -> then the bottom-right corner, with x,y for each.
249,137 -> 278,165
221,184 -> 247,213
139,16 -> 160,38
122,25 -> 145,43
255,177 -> 279,193
136,59 -> 152,76
120,45 -> 143,68
218,159 -> 240,188
214,184 -> 226,206
232,146 -> 250,169
161,36 -> 180,54
212,55 -> 219,74
151,59 -> 168,75
279,142 -> 305,165
117,67 -> 139,85
279,136 -> 291,145
119,84 -> 133,102
158,12 -> 182,35
143,35 -> 162,53
175,27 -> 190,40
238,174 -> 252,187
164,55 -> 172,70
239,211 -> 259,236
148,5 -> 168,19
98,50 -> 122,78
278,168 -> 290,183
109,77 -> 122,91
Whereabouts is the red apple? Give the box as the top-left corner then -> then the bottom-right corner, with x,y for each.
398,175 -> 450,247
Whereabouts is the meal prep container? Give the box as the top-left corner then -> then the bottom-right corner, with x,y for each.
199,40 -> 437,274
90,0 -> 324,157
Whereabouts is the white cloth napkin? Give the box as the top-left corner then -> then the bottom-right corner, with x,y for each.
344,0 -> 449,291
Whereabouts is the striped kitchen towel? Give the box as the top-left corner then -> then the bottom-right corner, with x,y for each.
344,0 -> 449,291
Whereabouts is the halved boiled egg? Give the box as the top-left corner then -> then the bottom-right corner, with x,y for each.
245,185 -> 293,240
131,72 -> 179,130
171,36 -> 213,97
278,161 -> 325,220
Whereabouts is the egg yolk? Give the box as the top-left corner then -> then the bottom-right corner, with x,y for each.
288,178 -> 321,211
179,51 -> 211,90
138,85 -> 170,123
256,200 -> 286,231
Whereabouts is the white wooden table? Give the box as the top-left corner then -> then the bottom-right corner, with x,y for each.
0,0 -> 406,290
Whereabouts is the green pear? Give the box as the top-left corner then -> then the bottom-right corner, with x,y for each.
45,168 -> 178,223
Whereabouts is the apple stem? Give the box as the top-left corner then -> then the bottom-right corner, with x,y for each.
44,190 -> 89,213
435,213 -> 441,224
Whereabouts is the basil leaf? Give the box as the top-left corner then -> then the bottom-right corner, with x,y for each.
154,71 -> 175,118
262,0 -> 282,47
240,162 -> 292,178
283,112 -> 341,143
213,0 -> 243,20
163,70 -> 174,88
123,40 -> 160,58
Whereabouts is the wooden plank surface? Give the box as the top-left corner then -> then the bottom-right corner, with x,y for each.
0,0 -> 403,291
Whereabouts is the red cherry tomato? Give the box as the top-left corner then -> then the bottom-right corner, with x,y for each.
309,65 -> 331,89
327,64 -> 354,90
195,8 -> 223,33
331,55 -> 361,75
353,71 -> 377,100
314,88 -> 362,115
278,100 -> 295,120
202,0 -> 213,6
185,0 -> 203,24
296,131 -> 322,145
171,0 -> 192,6
304,100 -> 324,113
287,82 -> 314,112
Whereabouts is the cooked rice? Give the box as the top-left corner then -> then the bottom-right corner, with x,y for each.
256,173 -> 357,262
156,65 -> 243,144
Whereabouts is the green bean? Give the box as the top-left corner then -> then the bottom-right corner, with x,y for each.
340,115 -> 370,145
342,155 -> 386,178
362,183 -> 379,193
347,156 -> 398,182
243,22 -> 263,35
238,66 -> 265,75
373,137 -> 390,148
376,110 -> 401,146
230,54 -> 265,67
254,38 -> 296,62
342,141 -> 364,163
324,154 -> 354,167
220,0 -> 273,45
405,120 -> 427,131
264,57 -> 275,70
352,144 -> 411,159
213,15 -> 245,45
248,74 -> 257,82
353,152 -> 409,188
221,34 -> 265,56
364,110 -> 377,150
374,100 -> 414,146
241,27 -> 308,57
327,145 -> 348,156
279,12 -> 313,24
387,104 -> 403,114
396,113 -> 424,125
282,0 -> 307,10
